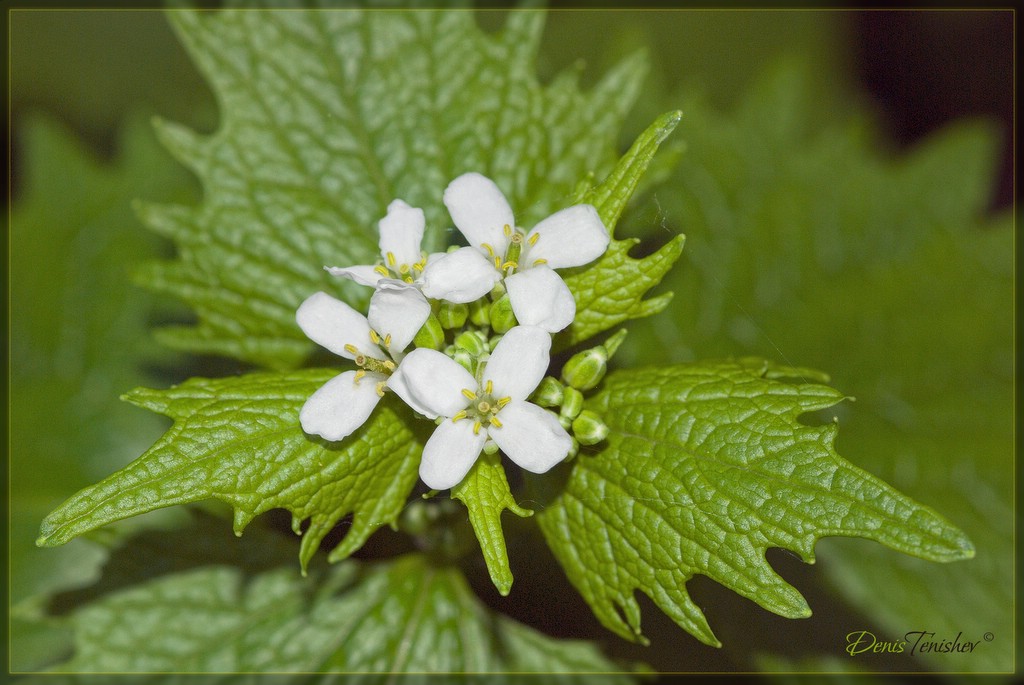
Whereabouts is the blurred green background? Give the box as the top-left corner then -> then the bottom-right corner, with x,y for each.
9,7 -> 1014,676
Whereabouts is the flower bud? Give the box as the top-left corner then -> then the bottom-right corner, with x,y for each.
564,437 -> 580,462
488,293 -> 518,334
437,301 -> 469,329
561,347 -> 608,391
559,386 -> 584,421
452,348 -> 475,374
572,410 -> 609,446
469,299 -> 490,327
413,313 -> 445,350
531,376 -> 565,407
454,330 -> 488,357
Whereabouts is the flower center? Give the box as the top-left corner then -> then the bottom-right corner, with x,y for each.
344,332 -> 398,396
373,251 -> 428,284
481,225 -> 547,276
451,380 -> 512,435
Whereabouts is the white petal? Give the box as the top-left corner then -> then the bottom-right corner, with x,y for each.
420,247 -> 500,303
505,266 -> 576,333
367,285 -> 430,353
443,172 -> 514,250
384,361 -> 439,418
419,419 -> 487,490
526,204 -> 609,268
378,199 -> 425,267
325,264 -> 382,287
489,400 -> 572,474
483,325 -> 550,401
299,371 -> 384,442
296,292 -> 383,360
387,348 -> 476,419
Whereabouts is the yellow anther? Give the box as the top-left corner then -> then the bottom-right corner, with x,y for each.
383,334 -> 392,348
533,258 -> 548,266
404,276 -> 414,283
383,360 -> 396,372
353,370 -> 366,383
490,416 -> 503,428
485,380 -> 493,395
528,233 -> 540,246
344,344 -> 360,356
386,252 -> 396,266
473,421 -> 482,435
496,396 -> 511,408
369,329 -> 380,344
494,256 -> 503,270
374,265 -> 390,277
375,381 -> 386,397
503,224 -> 512,237
452,410 -> 468,422
461,388 -> 478,401
502,261 -> 518,270
482,243 -> 495,258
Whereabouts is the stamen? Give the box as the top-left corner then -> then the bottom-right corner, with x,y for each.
375,381 -> 386,397
485,380 -> 494,395
482,243 -> 495,258
344,344 -> 360,356
383,360 -> 396,372
452,410 -> 468,422
503,224 -> 512,237
496,396 -> 511,408
461,388 -> 478,401
374,265 -> 390,277
369,329 -> 380,344
353,370 -> 366,384
528,233 -> 540,246
399,264 -> 410,274
386,252 -> 396,266
494,256 -> 502,270
490,416 -> 503,428
404,276 -> 414,283
472,421 -> 482,435
533,258 -> 548,266
383,333 -> 392,348
502,260 -> 518,270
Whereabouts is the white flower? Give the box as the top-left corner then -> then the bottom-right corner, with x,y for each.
296,285 -> 430,442
388,325 -> 573,490
419,173 -> 609,332
326,199 -> 430,287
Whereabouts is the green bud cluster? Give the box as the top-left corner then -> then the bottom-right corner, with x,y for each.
529,375 -> 610,453
532,329 -> 627,455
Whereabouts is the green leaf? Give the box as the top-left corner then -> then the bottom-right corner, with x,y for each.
531,360 -> 973,647
138,8 -> 647,369
51,549 -> 634,678
10,113 -> 197,670
561,110 -> 686,348
451,451 -> 533,597
37,370 -> 423,571
624,61 -> 1012,671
